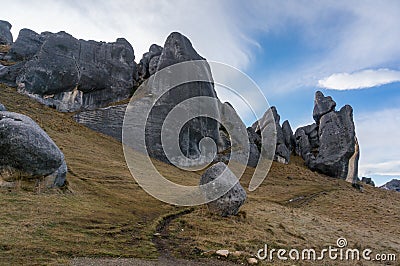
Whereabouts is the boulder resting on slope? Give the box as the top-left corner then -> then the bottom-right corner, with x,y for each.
0,111 -> 67,187
200,162 -> 246,216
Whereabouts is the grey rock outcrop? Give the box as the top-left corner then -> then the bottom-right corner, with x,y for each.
215,102 -> 259,167
15,32 -> 137,112
0,103 -> 5,111
0,27 -> 138,112
144,32 -> 220,164
381,179 -> 400,192
200,162 -> 246,216
74,104 -> 127,142
0,111 -> 67,187
0,20 -> 12,45
282,120 -> 295,152
295,91 -> 359,181
313,91 -> 336,123
138,44 -> 163,81
361,177 -> 375,187
252,106 -> 293,164
0,62 -> 25,87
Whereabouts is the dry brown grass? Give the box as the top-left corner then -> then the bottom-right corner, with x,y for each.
0,84 -> 399,265
0,45 -> 10,53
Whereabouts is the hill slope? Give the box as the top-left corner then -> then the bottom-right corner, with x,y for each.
0,85 -> 399,265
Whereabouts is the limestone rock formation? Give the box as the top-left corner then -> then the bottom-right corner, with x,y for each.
295,91 -> 359,181
215,102 -> 259,167
0,28 -> 138,112
200,162 -> 246,216
381,179 -> 400,192
313,91 -> 336,123
5,28 -> 47,61
0,111 -> 67,187
15,32 -> 137,111
74,104 -> 127,142
137,44 -> 163,81
282,120 -> 295,152
252,106 -> 293,164
0,20 -> 13,45
144,32 -> 221,164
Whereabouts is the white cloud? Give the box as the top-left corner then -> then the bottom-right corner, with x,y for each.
3,0 -> 255,70
246,1 -> 400,95
317,69 -> 400,90
4,0 -> 400,93
356,108 -> 400,181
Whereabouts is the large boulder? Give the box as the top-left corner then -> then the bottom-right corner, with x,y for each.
12,31 -> 137,112
200,162 -> 246,216
0,103 -> 6,111
295,91 -> 359,181
0,111 -> 67,187
0,20 -> 13,45
144,32 -> 221,164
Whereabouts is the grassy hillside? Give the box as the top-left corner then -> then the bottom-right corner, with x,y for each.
0,84 -> 399,265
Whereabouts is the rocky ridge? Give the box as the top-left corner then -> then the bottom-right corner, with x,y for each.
295,91 -> 359,182
1,26 -> 138,112
0,20 -> 362,193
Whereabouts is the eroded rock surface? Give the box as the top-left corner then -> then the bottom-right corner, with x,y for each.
295,91 -> 359,181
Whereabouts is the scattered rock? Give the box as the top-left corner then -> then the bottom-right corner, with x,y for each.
381,179 -> 400,192
0,20 -> 13,45
200,162 -> 247,217
145,32 -> 220,164
361,177 -> 375,187
247,257 -> 258,264
0,62 -> 26,87
0,111 -> 67,187
215,249 -> 229,257
352,183 -> 364,192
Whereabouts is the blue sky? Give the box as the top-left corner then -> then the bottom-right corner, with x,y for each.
4,0 -> 400,186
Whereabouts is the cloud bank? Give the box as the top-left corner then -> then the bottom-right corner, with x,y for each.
356,108 -> 400,182
318,69 -> 400,90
